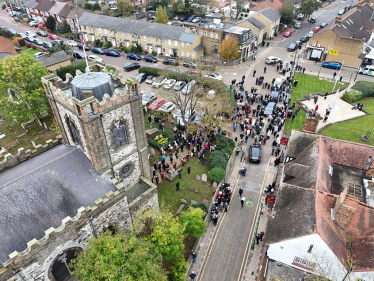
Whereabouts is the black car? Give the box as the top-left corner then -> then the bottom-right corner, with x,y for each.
183,61 -> 197,68
300,35 -> 310,42
92,47 -> 105,54
163,58 -> 179,66
136,73 -> 147,83
320,22 -> 328,28
144,55 -> 158,63
309,16 -> 316,23
77,43 -> 90,51
249,144 -> 262,163
287,42 -> 297,51
73,51 -> 85,59
124,62 -> 140,72
180,16 -> 188,21
36,30 -> 47,37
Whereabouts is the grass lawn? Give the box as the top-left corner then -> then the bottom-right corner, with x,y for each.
144,111 -> 174,137
22,48 -> 40,56
319,97 -> 374,146
284,73 -> 347,136
106,66 -> 116,73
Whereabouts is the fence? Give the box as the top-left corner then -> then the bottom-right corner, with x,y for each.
157,55 -> 243,68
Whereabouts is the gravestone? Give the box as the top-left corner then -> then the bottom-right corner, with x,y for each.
150,148 -> 155,157
146,128 -> 159,139
213,182 -> 218,188
191,200 -> 197,205
201,174 -> 207,183
180,199 -> 187,204
195,175 -> 201,181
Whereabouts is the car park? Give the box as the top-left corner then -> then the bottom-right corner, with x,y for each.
294,22 -> 302,29
92,47 -> 105,54
123,62 -> 140,71
105,49 -> 120,57
174,81 -> 186,91
265,56 -> 282,64
159,102 -> 175,113
146,75 -> 155,84
248,144 -> 261,163
183,61 -> 197,68
34,38 -> 43,45
338,9 -> 344,15
287,42 -> 297,51
152,76 -> 167,88
284,30 -> 292,37
17,32 -> 26,39
320,22 -> 327,28
38,23 -> 46,29
204,72 -> 222,81
312,26 -> 321,33
136,73 -> 147,83
66,40 -> 78,46
36,30 -> 47,37
42,41 -> 52,48
127,52 -> 142,60
33,52 -> 46,59
77,43 -> 90,51
300,35 -> 310,42
182,80 -> 196,95
142,92 -> 157,105
73,51 -> 85,59
144,55 -> 158,63
187,15 -> 196,22
163,58 -> 179,66
163,79 -> 177,89
25,31 -> 36,37
322,61 -> 342,70
88,55 -> 104,63
48,33 -> 59,40
148,98 -> 166,110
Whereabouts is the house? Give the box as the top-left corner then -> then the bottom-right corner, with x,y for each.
79,13 -> 204,59
235,16 -> 266,46
223,26 -> 257,58
266,131 -> 374,280
252,8 -> 281,39
250,0 -> 282,12
0,36 -> 18,61
37,50 -> 71,71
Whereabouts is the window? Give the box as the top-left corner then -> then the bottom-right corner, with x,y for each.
192,53 -> 195,58
137,35 -> 140,40
150,37 -> 153,42
156,38 -> 159,42
181,51 -> 185,56
210,32 -> 213,38
215,33 -> 218,39
181,42 -> 184,47
162,48 -> 165,53
199,30 -> 203,36
99,28 -> 102,34
186,43 -> 190,48
204,31 -> 207,37
110,30 -> 113,35
126,33 -> 129,38
168,39 -> 171,45
175,40 -> 178,47
186,52 -> 190,57
121,32 -> 123,37
132,33 -> 135,39
144,35 -> 147,41
162,38 -> 165,43
104,29 -> 107,34
83,26 -> 86,30
112,120 -> 128,149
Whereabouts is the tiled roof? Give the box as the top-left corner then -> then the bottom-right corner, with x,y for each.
179,32 -> 197,43
67,6 -> 86,20
251,0 -> 282,12
332,25 -> 354,38
48,1 -> 66,15
246,17 -> 266,30
23,0 -> 36,8
37,50 -> 70,67
193,44 -> 204,53
34,0 -> 54,13
79,13 -> 188,41
259,7 -> 281,22
0,36 -> 18,56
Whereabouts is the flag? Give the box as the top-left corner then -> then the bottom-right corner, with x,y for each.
75,16 -> 85,46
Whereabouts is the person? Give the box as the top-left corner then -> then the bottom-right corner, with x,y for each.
191,250 -> 197,263
293,79 -> 298,87
340,75 -> 343,82
241,196 -> 246,207
333,71 -> 337,79
242,75 -> 245,82
315,104 -> 319,111
291,114 -> 296,123
253,69 -> 256,77
190,271 -> 197,280
239,167 -> 247,176
176,181 -> 180,191
314,95 -> 318,104
323,115 -> 328,123
233,123 -> 237,132
274,157 -> 280,166
324,91 -> 328,100
224,202 -> 229,212
264,66 -> 267,73
187,165 -> 191,175
302,67 -> 306,74
239,187 -> 243,198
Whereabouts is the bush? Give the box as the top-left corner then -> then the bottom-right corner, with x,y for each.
191,202 -> 208,216
208,167 -> 225,184
93,39 -> 102,47
215,134 -> 229,151
342,89 -> 363,103
209,150 -> 226,170
84,2 -> 92,9
138,67 -> 160,77
124,45 -> 134,53
56,61 -> 86,80
103,41 -> 112,49
151,50 -> 158,56
351,81 -> 374,98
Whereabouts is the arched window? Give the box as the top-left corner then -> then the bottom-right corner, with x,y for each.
66,116 -> 81,145
112,120 -> 127,149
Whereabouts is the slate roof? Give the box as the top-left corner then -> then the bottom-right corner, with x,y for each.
67,6 -> 86,20
37,50 -> 70,67
0,145 -> 116,265
23,0 -> 36,8
332,25 -> 354,38
179,32 -> 197,43
79,13 -> 189,41
193,44 -> 204,53
34,0 -> 54,13
259,8 -> 281,22
49,1 -> 66,15
246,17 -> 266,30
251,0 -> 282,12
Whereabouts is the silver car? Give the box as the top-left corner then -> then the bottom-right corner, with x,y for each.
182,80 -> 196,95
152,76 -> 167,88
174,81 -> 186,91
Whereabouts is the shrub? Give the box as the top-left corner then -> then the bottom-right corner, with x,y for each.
93,39 -> 102,47
209,150 -> 226,170
138,67 -> 160,77
151,50 -> 158,56
2,4 -> 6,9
208,167 -> 225,184
215,134 -> 229,151
103,41 -> 112,49
124,45 -> 134,53
191,202 -> 208,216
84,2 -> 92,9
352,81 -> 374,98
56,61 -> 86,80
342,89 -> 363,103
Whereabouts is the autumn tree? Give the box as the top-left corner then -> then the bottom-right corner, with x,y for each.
155,6 -> 169,24
0,53 -> 50,124
117,0 -> 134,16
219,35 -> 240,61
300,0 -> 319,21
179,207 -> 207,238
279,0 -> 295,25
72,232 -> 167,281
45,15 -> 56,31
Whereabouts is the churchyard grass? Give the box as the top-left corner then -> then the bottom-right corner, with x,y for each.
284,73 -> 347,136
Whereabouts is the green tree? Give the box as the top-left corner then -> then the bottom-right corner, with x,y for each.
219,35 -> 240,61
279,0 -> 295,25
179,207 -> 207,238
117,0 -> 134,16
48,41 -> 73,56
0,53 -> 49,124
208,167 -> 225,183
45,15 -> 56,31
156,6 -> 169,24
300,0 -> 319,20
84,2 -> 92,9
184,0 -> 191,13
56,61 -> 86,80
173,0 -> 185,13
92,2 -> 101,11
72,232 -> 167,281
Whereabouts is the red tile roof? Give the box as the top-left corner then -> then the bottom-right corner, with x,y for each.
251,0 -> 282,12
0,36 -> 18,56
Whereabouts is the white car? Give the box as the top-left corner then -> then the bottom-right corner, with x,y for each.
163,79 -> 177,89
34,38 -> 43,45
146,75 -> 155,84
88,55 -> 104,63
66,40 -> 78,47
8,11 -> 17,16
33,52 -> 46,59
174,81 -> 186,91
142,92 -> 157,106
265,56 -> 282,65
28,20 -> 39,27
273,78 -> 284,88
338,9 -> 344,15
204,72 -> 222,81
25,31 -> 36,37
159,102 -> 175,113
308,31 -> 315,37
192,17 -> 201,23
152,76 -> 167,88
182,80 -> 196,95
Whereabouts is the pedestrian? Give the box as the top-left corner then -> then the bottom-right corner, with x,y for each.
190,271 -> 197,280
324,91 -> 328,100
224,202 -> 228,212
293,80 -> 298,87
291,114 -> 296,122
241,196 -> 246,208
366,156 -> 372,170
274,157 -> 280,166
333,71 -> 337,79
233,123 -> 237,132
256,234 -> 260,244
242,75 -> 245,82
314,95 -> 318,104
191,250 -> 197,263
340,76 -> 343,82
323,115 -> 328,123
253,69 -> 256,77
178,168 -> 182,179
176,181 -> 180,191
258,231 -> 264,241
264,66 -> 267,73
315,104 -> 319,111
302,67 -> 306,74
187,165 -> 191,175
239,187 -> 243,198
201,155 -> 205,165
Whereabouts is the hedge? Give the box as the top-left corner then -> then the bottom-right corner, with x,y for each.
147,130 -> 175,150
208,167 -> 225,184
351,81 -> 374,98
342,89 -> 363,103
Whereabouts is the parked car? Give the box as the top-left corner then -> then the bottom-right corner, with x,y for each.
344,5 -> 351,12
48,33 -> 59,40
66,40 -> 78,46
309,16 -> 317,23
294,22 -> 302,29
142,92 -> 157,106
294,4 -> 300,9
152,76 -> 167,88
312,26 -> 321,33
34,38 -> 43,45
182,80 -> 196,95
92,47 -> 105,54
192,17 -> 201,23
248,144 -> 262,163
146,75 -> 155,84
204,72 -> 222,81
51,39 -> 63,45
136,73 -> 147,83
28,20 -> 39,27
127,52 -> 142,60
33,52 -> 46,59
25,31 -> 36,37
164,67 -> 180,72
295,40 -> 302,48
42,41 -> 52,48
73,51 -> 85,59
88,55 -> 104,63
105,49 -> 120,57
25,36 -> 35,43
163,79 -> 177,89
287,42 -> 298,52
174,81 -> 186,91
180,16 -> 188,21
7,29 -> 17,35
123,62 -> 140,71
144,55 -> 158,63
163,58 -> 179,66
264,102 -> 276,116
174,16 -> 179,20
265,56 -> 282,64
300,35 -> 310,42
8,11 -> 17,16
159,102 -> 175,113
17,32 -> 26,39
187,15 -> 196,22
36,30 -> 47,37
38,23 -> 46,29
148,98 -> 166,110
308,31 -> 315,37
183,61 -> 197,68
185,70 -> 201,75
284,30 -> 292,37
322,61 -> 342,70
296,13 -> 304,20
77,43 -> 90,51
338,9 -> 345,15
320,22 -> 328,28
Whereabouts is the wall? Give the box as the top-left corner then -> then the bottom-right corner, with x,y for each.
252,14 -> 271,39
235,21 -> 264,44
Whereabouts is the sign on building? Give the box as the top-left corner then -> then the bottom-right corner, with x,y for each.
329,49 -> 339,56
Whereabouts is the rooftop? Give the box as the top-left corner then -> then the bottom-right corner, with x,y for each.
251,0 -> 282,12
224,25 -> 250,35
37,50 -> 70,67
246,16 -> 266,30
258,7 -> 281,22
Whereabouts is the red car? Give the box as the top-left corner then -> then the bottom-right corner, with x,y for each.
148,98 -> 166,110
48,33 -> 59,40
284,30 -> 292,37
38,23 -> 46,29
5,7 -> 10,12
312,26 -> 321,33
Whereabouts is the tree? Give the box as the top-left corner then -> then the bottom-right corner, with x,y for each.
279,0 -> 295,25
184,0 -> 191,13
173,0 -> 185,14
45,15 -> 56,31
156,6 -> 169,24
56,61 -> 86,80
72,232 -> 167,281
48,41 -> 73,56
179,207 -> 207,238
84,2 -> 92,10
300,0 -> 319,21
208,167 -> 225,183
219,35 -> 240,61
117,0 -> 134,16
92,2 -> 101,11
0,53 -> 50,124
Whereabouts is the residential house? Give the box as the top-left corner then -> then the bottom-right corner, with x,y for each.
235,16 -> 266,46
223,26 -> 257,58
308,3 -> 374,67
252,7 -> 281,39
266,131 -> 374,280
37,50 -> 71,71
250,0 -> 282,12
78,13 -> 204,59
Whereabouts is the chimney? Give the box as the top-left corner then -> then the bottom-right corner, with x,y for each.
335,17 -> 342,24
333,184 -> 360,228
357,2 -> 363,10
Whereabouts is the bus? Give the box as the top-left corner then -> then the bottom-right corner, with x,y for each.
358,55 -> 374,76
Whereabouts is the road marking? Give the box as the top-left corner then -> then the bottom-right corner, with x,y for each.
245,201 -> 253,207
244,47 -> 274,79
225,72 -> 237,75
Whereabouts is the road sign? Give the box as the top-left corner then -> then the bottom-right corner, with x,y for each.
329,49 -> 339,56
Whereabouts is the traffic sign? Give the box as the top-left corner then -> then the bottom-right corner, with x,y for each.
329,49 -> 339,56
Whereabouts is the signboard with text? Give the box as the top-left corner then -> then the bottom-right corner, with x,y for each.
329,49 -> 339,56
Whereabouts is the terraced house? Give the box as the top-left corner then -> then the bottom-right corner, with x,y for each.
79,13 -> 205,59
